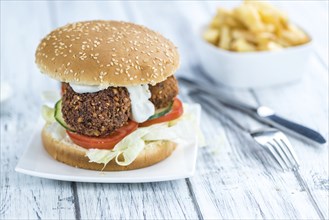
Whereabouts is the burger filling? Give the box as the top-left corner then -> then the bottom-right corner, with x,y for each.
62,84 -> 131,137
149,76 -> 179,109
61,76 -> 179,137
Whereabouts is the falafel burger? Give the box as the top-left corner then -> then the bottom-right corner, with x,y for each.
36,20 -> 190,171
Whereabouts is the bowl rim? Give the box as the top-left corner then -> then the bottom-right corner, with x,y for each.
199,24 -> 313,55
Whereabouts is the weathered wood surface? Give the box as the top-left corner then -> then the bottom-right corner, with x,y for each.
1,1 -> 328,219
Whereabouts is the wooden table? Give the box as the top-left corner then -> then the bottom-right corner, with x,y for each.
1,1 -> 328,219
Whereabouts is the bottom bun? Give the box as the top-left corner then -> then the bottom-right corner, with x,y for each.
42,123 -> 177,171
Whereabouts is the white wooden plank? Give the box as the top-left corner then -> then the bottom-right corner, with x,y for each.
182,93 -> 324,219
176,2 -> 328,219
76,181 -> 200,219
252,55 -> 329,218
1,2 -> 76,219
179,86 -> 326,219
179,90 -> 324,219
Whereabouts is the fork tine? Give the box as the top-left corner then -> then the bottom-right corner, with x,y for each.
265,142 -> 288,171
278,137 -> 300,168
267,141 -> 290,171
273,139 -> 296,170
272,139 -> 297,171
274,132 -> 300,169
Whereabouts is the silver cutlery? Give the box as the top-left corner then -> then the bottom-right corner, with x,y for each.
251,129 -> 300,171
178,76 -> 326,145
191,92 -> 300,171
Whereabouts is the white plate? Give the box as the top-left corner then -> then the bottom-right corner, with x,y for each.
15,104 -> 201,183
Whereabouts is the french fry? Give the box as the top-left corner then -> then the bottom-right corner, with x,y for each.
233,4 -> 264,32
219,8 -> 244,28
219,26 -> 231,50
245,0 -> 288,24
258,41 -> 283,51
210,13 -> 221,29
274,37 -> 292,47
232,29 -> 257,44
203,28 -> 220,44
281,24 -> 309,45
231,39 -> 256,52
203,0 -> 309,52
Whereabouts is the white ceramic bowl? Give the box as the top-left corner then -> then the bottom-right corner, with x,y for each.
196,29 -> 312,88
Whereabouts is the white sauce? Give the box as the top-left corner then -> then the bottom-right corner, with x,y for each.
69,83 -> 155,123
126,85 -> 155,123
69,83 -> 109,93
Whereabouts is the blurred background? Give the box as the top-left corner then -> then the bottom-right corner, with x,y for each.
1,1 -> 328,93
0,0 -> 328,133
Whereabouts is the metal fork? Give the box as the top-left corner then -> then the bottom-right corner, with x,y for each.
189,91 -> 300,171
251,129 -> 300,171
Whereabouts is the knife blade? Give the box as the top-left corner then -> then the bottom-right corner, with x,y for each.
178,76 -> 326,144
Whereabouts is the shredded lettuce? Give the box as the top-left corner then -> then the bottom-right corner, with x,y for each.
41,90 -> 60,123
41,105 -> 56,123
42,90 -> 61,103
86,106 -> 201,167
86,125 -> 164,167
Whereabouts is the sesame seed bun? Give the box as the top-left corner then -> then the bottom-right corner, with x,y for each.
42,123 -> 177,171
35,20 -> 180,86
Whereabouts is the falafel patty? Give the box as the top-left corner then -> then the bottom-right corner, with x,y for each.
62,83 -> 131,137
149,76 -> 179,109
61,76 -> 179,137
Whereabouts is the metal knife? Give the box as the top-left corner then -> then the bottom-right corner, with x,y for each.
178,76 -> 326,144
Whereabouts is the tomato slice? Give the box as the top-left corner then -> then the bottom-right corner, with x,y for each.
67,121 -> 138,150
139,98 -> 183,127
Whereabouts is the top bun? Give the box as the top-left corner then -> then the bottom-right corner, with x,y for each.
35,20 -> 180,86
